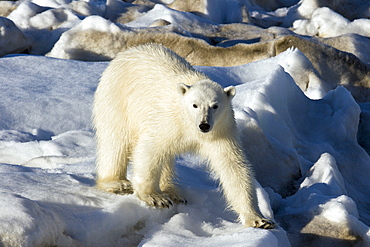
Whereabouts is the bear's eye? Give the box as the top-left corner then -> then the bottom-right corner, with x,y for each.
212,105 -> 219,109
193,104 -> 198,108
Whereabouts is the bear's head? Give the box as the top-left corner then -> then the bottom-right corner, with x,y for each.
177,80 -> 236,133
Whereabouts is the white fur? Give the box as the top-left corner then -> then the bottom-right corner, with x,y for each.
93,43 -> 274,228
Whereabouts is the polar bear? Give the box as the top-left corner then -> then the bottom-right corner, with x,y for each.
93,43 -> 274,229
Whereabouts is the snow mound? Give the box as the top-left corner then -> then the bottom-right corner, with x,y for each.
293,7 -> 370,38
0,17 -> 29,56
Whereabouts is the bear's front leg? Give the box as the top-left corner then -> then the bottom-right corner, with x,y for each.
203,140 -> 276,229
160,159 -> 187,205
131,140 -> 174,208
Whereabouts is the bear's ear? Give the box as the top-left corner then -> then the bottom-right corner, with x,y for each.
224,86 -> 236,98
177,83 -> 191,95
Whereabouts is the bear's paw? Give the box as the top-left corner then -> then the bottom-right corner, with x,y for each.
251,218 -> 276,229
139,192 -> 174,209
97,180 -> 134,194
164,190 -> 187,205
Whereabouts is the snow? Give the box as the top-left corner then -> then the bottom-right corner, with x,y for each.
125,4 -> 217,28
1,0 -> 370,246
0,17 -> 29,56
292,7 -> 370,38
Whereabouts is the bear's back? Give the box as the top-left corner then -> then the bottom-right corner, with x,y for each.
100,43 -> 209,111
111,44 -> 208,90
96,44 -> 211,137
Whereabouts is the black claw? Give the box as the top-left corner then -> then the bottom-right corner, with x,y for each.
258,220 -> 275,229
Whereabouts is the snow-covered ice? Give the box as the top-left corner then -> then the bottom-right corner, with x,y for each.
292,7 -> 370,38
1,0 -> 370,246
0,51 -> 369,246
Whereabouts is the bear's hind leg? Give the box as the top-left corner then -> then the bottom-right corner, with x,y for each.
160,158 -> 187,205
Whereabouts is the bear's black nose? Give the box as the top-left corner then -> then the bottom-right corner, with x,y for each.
199,123 -> 211,132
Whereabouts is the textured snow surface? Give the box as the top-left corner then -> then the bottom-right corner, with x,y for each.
1,0 -> 370,246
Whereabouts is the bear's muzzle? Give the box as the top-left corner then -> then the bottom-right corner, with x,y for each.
199,122 -> 211,133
